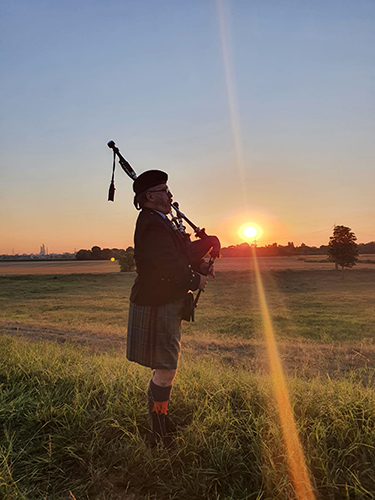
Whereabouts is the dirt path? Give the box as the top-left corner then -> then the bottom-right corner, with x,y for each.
0,321 -> 126,352
1,320 -> 374,379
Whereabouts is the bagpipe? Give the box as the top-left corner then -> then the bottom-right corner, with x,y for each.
107,140 -> 221,307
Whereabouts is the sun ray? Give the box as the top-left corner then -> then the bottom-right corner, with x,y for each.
251,246 -> 316,500
216,5 -> 315,495
216,0 -> 247,206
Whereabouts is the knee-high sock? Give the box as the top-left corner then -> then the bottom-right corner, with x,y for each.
147,379 -> 172,436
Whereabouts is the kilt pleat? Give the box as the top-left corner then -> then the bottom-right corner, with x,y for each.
126,298 -> 184,370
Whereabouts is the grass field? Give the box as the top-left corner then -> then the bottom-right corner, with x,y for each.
1,255 -> 375,275
0,257 -> 374,499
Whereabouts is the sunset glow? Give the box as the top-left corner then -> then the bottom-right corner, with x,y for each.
1,2 -> 374,254
243,226 -> 258,239
238,222 -> 263,242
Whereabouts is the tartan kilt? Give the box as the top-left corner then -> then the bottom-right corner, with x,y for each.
126,298 -> 185,370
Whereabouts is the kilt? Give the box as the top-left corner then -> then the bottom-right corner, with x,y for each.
126,298 -> 184,370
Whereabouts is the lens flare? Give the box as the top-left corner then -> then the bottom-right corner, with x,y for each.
216,0 -> 247,206
251,246 -> 316,500
216,4 -> 315,495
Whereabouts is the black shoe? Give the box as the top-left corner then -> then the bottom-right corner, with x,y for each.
145,431 -> 175,450
162,434 -> 176,450
165,415 -> 178,434
145,431 -> 158,448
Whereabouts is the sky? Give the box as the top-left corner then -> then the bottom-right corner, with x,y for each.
1,0 -> 374,254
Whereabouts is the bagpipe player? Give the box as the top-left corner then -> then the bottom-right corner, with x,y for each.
126,169 -> 219,447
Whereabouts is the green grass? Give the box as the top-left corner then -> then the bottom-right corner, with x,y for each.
2,269 -> 375,342
0,335 -> 374,499
1,268 -> 375,498
0,274 -> 134,334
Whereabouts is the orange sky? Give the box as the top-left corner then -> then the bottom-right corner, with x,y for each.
1,1 -> 374,254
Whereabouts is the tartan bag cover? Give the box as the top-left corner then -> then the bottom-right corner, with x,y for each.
126,298 -> 184,370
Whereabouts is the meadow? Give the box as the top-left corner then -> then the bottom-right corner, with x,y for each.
0,258 -> 374,499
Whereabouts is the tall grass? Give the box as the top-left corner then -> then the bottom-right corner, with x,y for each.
0,335 -> 374,499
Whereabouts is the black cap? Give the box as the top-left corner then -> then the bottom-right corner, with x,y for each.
133,170 -> 168,196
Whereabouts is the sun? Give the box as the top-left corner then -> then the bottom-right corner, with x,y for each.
243,226 -> 258,239
238,222 -> 262,241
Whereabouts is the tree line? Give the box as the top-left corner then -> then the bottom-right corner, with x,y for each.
75,246 -> 133,260
75,246 -> 135,272
222,225 -> 362,271
221,240 -> 375,258
77,227 -> 370,272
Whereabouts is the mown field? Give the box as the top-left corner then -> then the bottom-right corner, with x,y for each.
0,258 -> 374,499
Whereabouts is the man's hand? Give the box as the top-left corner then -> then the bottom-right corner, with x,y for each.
200,261 -> 215,279
198,273 -> 208,291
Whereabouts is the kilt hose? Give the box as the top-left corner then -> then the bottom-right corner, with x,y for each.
126,297 -> 185,370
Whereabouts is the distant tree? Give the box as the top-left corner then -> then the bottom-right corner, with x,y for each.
76,246 -> 131,260
111,248 -> 126,260
295,243 -> 307,255
358,241 -> 375,254
285,242 -> 296,256
327,225 -> 358,271
76,249 -> 91,260
91,246 -> 102,260
101,248 -> 112,260
118,247 -> 135,272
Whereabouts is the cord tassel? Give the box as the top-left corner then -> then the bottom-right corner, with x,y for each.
108,150 -> 116,201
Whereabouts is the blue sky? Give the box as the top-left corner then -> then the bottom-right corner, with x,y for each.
1,0 -> 374,253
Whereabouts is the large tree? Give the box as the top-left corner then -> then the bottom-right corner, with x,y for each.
327,225 -> 358,270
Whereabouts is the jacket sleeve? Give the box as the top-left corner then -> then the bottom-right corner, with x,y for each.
135,220 -> 201,296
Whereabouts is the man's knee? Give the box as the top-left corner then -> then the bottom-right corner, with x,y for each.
153,369 -> 177,387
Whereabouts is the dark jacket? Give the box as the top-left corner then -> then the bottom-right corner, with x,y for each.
129,208 -> 201,305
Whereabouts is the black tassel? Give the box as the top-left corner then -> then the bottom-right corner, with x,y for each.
108,180 -> 115,201
108,149 -> 116,201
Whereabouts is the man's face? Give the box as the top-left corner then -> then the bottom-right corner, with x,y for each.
146,183 -> 173,214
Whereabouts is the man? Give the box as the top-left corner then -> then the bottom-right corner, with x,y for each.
126,170 -> 210,447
